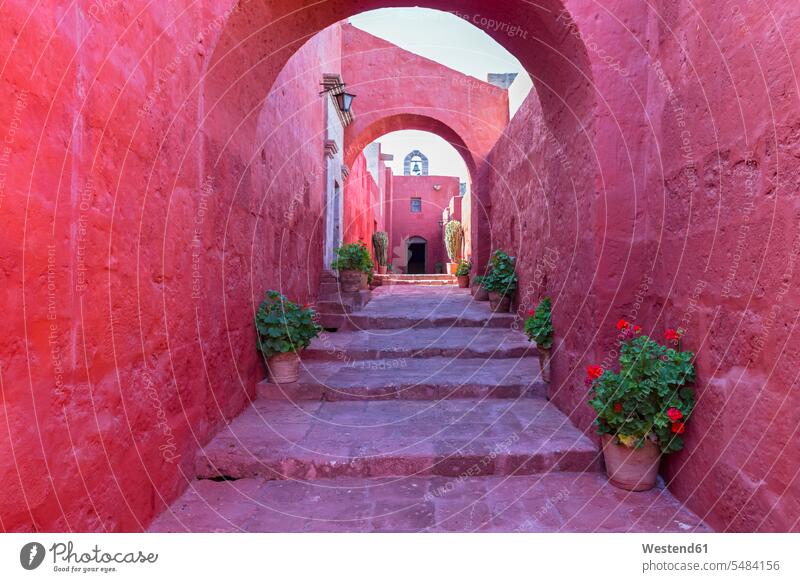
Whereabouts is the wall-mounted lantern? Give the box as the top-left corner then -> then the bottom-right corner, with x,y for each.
320,82 -> 356,114
334,90 -> 356,114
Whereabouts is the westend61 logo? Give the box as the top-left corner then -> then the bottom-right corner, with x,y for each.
19,541 -> 158,574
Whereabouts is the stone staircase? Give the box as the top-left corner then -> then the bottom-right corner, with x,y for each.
150,286 -> 709,532
315,270 -> 372,330
374,273 -> 456,286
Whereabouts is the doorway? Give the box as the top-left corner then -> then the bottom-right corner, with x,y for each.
407,238 -> 427,274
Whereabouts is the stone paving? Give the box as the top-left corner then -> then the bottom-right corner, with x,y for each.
151,285 -> 710,532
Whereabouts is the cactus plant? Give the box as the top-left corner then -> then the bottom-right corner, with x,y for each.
372,231 -> 389,266
444,220 -> 463,262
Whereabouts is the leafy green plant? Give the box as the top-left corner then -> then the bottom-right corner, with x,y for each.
480,250 -> 517,296
444,220 -> 463,262
255,290 -> 321,357
474,275 -> 484,287
372,231 -> 389,266
587,322 -> 695,454
332,242 -> 372,273
524,297 -> 553,349
455,259 -> 472,277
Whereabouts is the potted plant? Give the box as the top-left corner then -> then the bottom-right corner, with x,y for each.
455,259 -> 471,288
524,297 -> 553,382
473,275 -> 489,301
332,242 -> 371,292
481,250 -> 517,312
255,290 -> 321,383
444,220 -> 463,275
586,322 -> 695,491
372,231 -> 389,274
332,242 -> 367,292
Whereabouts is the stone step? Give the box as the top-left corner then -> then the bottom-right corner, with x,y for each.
315,300 -> 354,316
257,357 -> 546,401
345,311 -> 515,329
314,290 -> 373,330
318,282 -> 341,296
150,472 -> 712,533
195,398 -> 600,481
304,327 -> 536,360
343,285 -> 517,329
375,274 -> 456,281
377,279 -> 456,286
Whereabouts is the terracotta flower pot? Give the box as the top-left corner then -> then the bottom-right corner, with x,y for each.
537,347 -> 551,382
338,270 -> 361,293
601,434 -> 661,491
267,351 -> 301,384
488,291 -> 511,312
446,262 -> 459,275
378,265 -> 388,274
457,275 -> 470,288
474,286 -> 489,301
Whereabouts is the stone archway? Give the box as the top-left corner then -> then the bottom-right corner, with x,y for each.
203,0 -> 598,271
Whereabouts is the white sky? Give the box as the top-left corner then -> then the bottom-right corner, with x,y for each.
350,8 -> 533,186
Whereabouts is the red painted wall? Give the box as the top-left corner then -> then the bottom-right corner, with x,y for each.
483,0 -> 800,532
388,176 -> 460,272
343,148 -> 385,251
0,2 -> 339,531
638,2 -> 800,532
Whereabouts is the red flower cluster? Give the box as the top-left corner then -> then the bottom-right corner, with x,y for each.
528,309 -> 535,316
613,402 -> 622,413
586,365 -> 603,380
665,328 -> 681,342
667,407 -> 685,434
616,319 -> 642,340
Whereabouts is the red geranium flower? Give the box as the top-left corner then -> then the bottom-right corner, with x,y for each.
633,325 -> 642,333
528,309 -> 535,316
613,402 -> 622,413
616,319 -> 630,330
586,365 -> 603,380
665,328 -> 681,342
667,407 -> 683,422
671,422 -> 685,434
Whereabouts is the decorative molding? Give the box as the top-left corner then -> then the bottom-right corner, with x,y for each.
341,164 -> 350,179
324,139 -> 339,159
